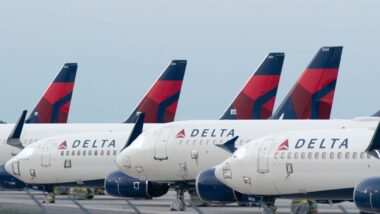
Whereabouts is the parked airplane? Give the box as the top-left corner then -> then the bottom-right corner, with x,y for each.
112,46 -> 344,209
213,122 -> 380,214
2,52 -> 285,195
0,60 -> 187,190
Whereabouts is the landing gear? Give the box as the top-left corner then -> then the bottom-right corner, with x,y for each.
261,197 -> 277,214
290,199 -> 318,214
42,192 -> 56,203
170,186 -> 186,211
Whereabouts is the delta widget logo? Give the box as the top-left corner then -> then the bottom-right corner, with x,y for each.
176,129 -> 186,138
57,141 -> 67,150
277,139 -> 289,150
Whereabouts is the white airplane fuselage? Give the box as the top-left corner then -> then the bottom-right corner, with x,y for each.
5,131 -> 135,185
214,128 -> 379,200
116,119 -> 378,183
0,124 -> 153,164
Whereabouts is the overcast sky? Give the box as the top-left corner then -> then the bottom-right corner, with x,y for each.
0,0 -> 379,123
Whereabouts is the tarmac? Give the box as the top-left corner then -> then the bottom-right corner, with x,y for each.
0,190 -> 359,214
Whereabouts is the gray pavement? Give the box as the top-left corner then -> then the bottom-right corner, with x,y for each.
0,190 -> 360,214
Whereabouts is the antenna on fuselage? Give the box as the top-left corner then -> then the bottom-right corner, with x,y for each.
121,112 -> 145,152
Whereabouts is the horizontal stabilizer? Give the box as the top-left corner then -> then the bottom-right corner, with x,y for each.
216,136 -> 239,153
7,110 -> 27,149
366,122 -> 380,159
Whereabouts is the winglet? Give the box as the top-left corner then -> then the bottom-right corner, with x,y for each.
121,112 -> 145,151
7,110 -> 27,149
366,122 -> 380,159
215,136 -> 239,153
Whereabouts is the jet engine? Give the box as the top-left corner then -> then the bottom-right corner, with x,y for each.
104,171 -> 169,198
196,168 -> 261,204
0,164 -> 25,190
354,177 -> 380,213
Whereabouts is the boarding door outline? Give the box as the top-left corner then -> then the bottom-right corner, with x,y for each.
41,140 -> 54,167
257,138 -> 275,173
154,127 -> 171,160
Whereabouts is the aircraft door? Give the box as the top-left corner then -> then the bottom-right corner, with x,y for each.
257,138 -> 275,173
41,140 -> 54,167
154,127 -> 171,160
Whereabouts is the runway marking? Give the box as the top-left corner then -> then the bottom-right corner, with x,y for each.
126,199 -> 142,214
25,189 -> 47,214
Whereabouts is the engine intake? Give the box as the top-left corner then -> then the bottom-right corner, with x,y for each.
0,164 -> 25,190
196,168 -> 260,204
105,171 -> 169,198
354,177 -> 380,213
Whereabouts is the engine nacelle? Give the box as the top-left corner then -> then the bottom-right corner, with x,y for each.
105,171 -> 169,198
196,168 -> 261,204
354,177 -> 380,213
0,164 -> 25,190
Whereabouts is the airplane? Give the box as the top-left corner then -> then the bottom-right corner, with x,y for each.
110,46 -> 346,208
1,52 -> 286,197
0,60 -> 187,190
212,121 -> 380,214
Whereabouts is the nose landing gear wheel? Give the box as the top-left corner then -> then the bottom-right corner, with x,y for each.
170,187 -> 186,211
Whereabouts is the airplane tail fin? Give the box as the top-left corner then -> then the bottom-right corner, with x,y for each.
26,63 -> 77,123
220,53 -> 284,120
124,60 -> 187,123
271,46 -> 343,119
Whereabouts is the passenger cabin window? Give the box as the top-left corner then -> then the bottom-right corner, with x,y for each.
330,152 -> 334,159
274,152 -> 278,159
100,150 -> 104,156
107,150 -> 110,156
77,150 -> 81,156
345,152 -> 350,159
353,152 -> 357,159
72,150 -> 75,156
61,151 -> 64,156
337,152 -> 342,159
66,150 -> 70,156
280,152 -> 285,159
315,152 -> 319,159
113,150 -> 117,156
287,152 -> 292,159
94,151 -> 98,156
322,152 -> 326,159
294,152 -> 298,159
89,150 -> 92,156
360,152 -> 365,159
308,152 -> 312,159
301,152 -> 305,159
83,150 -> 87,156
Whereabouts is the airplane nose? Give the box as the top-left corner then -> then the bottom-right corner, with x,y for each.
4,160 -> 13,175
214,160 -> 233,185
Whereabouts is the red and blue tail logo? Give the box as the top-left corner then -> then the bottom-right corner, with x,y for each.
221,53 -> 284,119
278,139 -> 289,150
26,63 -> 77,123
124,60 -> 187,123
271,47 -> 343,119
